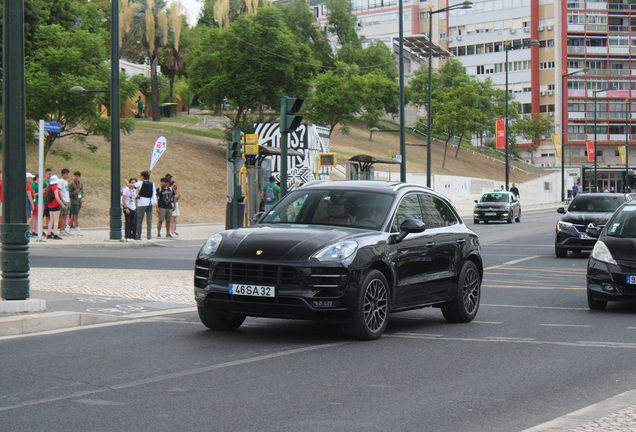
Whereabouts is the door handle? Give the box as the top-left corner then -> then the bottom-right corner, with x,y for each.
456,239 -> 466,244
425,242 -> 435,247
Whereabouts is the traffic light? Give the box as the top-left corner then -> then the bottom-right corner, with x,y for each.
280,97 -> 304,133
227,130 -> 244,160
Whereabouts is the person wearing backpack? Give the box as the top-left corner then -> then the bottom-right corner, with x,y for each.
126,170 -> 156,241
260,176 -> 281,212
45,175 -> 65,240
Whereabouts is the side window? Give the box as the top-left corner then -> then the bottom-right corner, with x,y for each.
391,193 -> 423,232
432,196 -> 459,227
419,194 -> 446,228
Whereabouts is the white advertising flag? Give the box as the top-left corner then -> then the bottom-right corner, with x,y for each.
149,136 -> 167,171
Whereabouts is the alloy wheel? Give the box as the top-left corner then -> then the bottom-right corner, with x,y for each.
363,278 -> 388,332
462,267 -> 480,314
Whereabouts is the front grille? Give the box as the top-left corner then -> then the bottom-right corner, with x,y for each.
194,259 -> 212,288
212,263 -> 301,287
307,268 -> 348,289
573,224 -> 604,233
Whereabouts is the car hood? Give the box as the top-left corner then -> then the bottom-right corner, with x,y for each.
214,224 -> 369,261
475,202 -> 509,209
561,212 -> 614,226
602,236 -> 636,262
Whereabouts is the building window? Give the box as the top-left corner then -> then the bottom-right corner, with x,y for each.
439,32 -> 446,40
476,65 -> 484,75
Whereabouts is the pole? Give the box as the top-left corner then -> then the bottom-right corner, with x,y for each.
627,98 -> 630,192
505,42 -> 510,191
1,0 -> 30,300
37,121 -> 44,241
561,73 -> 566,202
398,0 -> 405,182
594,89 -> 598,193
426,7 -> 433,188
109,0 -> 122,240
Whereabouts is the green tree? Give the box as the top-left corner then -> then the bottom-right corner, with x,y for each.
511,113 -> 554,164
304,65 -> 365,137
189,7 -> 315,129
158,8 -> 189,103
25,25 -> 137,163
279,0 -> 333,68
359,72 -> 399,129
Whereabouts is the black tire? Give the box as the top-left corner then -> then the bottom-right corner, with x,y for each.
474,219 -> 479,224
515,211 -> 521,222
442,261 -> 481,323
587,293 -> 607,310
555,247 -> 568,258
507,213 -> 513,223
341,269 -> 389,341
198,306 -> 246,330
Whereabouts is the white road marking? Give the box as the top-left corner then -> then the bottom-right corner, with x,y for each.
482,303 -> 588,311
540,324 -> 591,328
501,255 -> 542,266
472,321 -> 503,325
0,341 -> 349,412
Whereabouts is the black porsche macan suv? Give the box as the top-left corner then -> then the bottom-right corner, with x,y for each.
195,181 -> 483,340
555,193 -> 632,258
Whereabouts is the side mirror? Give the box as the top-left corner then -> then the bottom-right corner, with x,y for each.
557,207 -> 566,214
586,226 -> 601,238
390,218 -> 426,244
474,199 -> 478,203
251,211 -> 264,224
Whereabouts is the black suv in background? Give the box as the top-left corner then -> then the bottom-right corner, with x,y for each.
555,193 -> 632,258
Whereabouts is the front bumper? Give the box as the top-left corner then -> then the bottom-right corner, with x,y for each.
194,258 -> 360,321
474,209 -> 510,222
587,257 -> 636,301
555,228 -> 597,252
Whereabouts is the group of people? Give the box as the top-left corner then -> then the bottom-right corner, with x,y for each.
122,171 -> 181,241
24,168 -> 84,240
499,183 -> 521,199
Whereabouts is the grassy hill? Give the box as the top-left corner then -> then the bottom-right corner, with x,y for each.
20,114 -> 542,227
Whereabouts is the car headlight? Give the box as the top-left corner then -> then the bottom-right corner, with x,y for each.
202,233 -> 223,255
502,212 -> 509,217
557,220 -> 573,231
591,240 -> 616,264
312,241 -> 358,261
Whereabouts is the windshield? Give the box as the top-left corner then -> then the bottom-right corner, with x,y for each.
260,189 -> 394,230
568,195 -> 627,213
606,205 -> 636,238
479,193 -> 510,203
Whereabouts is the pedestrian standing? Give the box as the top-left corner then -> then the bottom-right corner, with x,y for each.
68,171 -> 84,235
45,175 -> 65,240
137,96 -> 144,117
127,171 -> 156,241
31,173 -> 42,237
122,179 -> 138,241
169,179 -> 180,237
26,173 -> 34,235
261,176 -> 281,213
57,169 -> 71,234
510,183 -> 520,199
156,177 -> 175,238
43,168 -> 52,230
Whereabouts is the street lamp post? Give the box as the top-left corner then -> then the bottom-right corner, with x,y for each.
626,98 -> 630,192
592,87 -> 614,193
561,68 -> 588,202
426,1 -> 473,187
504,39 -> 539,191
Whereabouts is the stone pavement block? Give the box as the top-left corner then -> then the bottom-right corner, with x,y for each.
79,313 -> 123,326
21,311 -> 80,334
0,317 -> 24,336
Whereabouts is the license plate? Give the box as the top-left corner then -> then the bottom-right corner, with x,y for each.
579,233 -> 592,240
229,284 -> 275,297
627,276 -> 636,285
484,212 -> 496,216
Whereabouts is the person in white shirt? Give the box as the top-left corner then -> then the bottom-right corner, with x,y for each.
122,179 -> 138,241
125,171 -> 157,241
58,169 -> 71,234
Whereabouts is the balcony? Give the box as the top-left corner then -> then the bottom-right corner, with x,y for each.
608,25 -> 629,32
586,1 -> 607,10
568,112 -> 586,119
587,46 -> 609,54
587,133 -> 609,140
609,46 -> 630,54
586,24 -> 608,32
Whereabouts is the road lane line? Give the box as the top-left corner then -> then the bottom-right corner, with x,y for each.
540,324 -> 591,328
485,255 -> 541,270
482,303 -> 588,310
482,285 -> 585,290
472,321 -> 503,325
0,341 -> 349,412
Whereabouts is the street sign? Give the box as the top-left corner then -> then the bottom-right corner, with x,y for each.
319,153 -> 337,167
392,154 -> 402,163
243,134 -> 259,144
43,121 -> 61,133
244,144 -> 259,155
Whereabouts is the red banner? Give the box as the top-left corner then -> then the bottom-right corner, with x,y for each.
495,118 -> 505,150
586,140 -> 595,162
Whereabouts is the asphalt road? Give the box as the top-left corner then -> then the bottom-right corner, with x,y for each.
4,209 -> 636,432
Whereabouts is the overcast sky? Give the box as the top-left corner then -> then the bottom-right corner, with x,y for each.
171,0 -> 203,25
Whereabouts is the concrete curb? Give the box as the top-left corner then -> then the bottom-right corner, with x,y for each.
28,240 -> 168,249
0,307 -> 196,337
